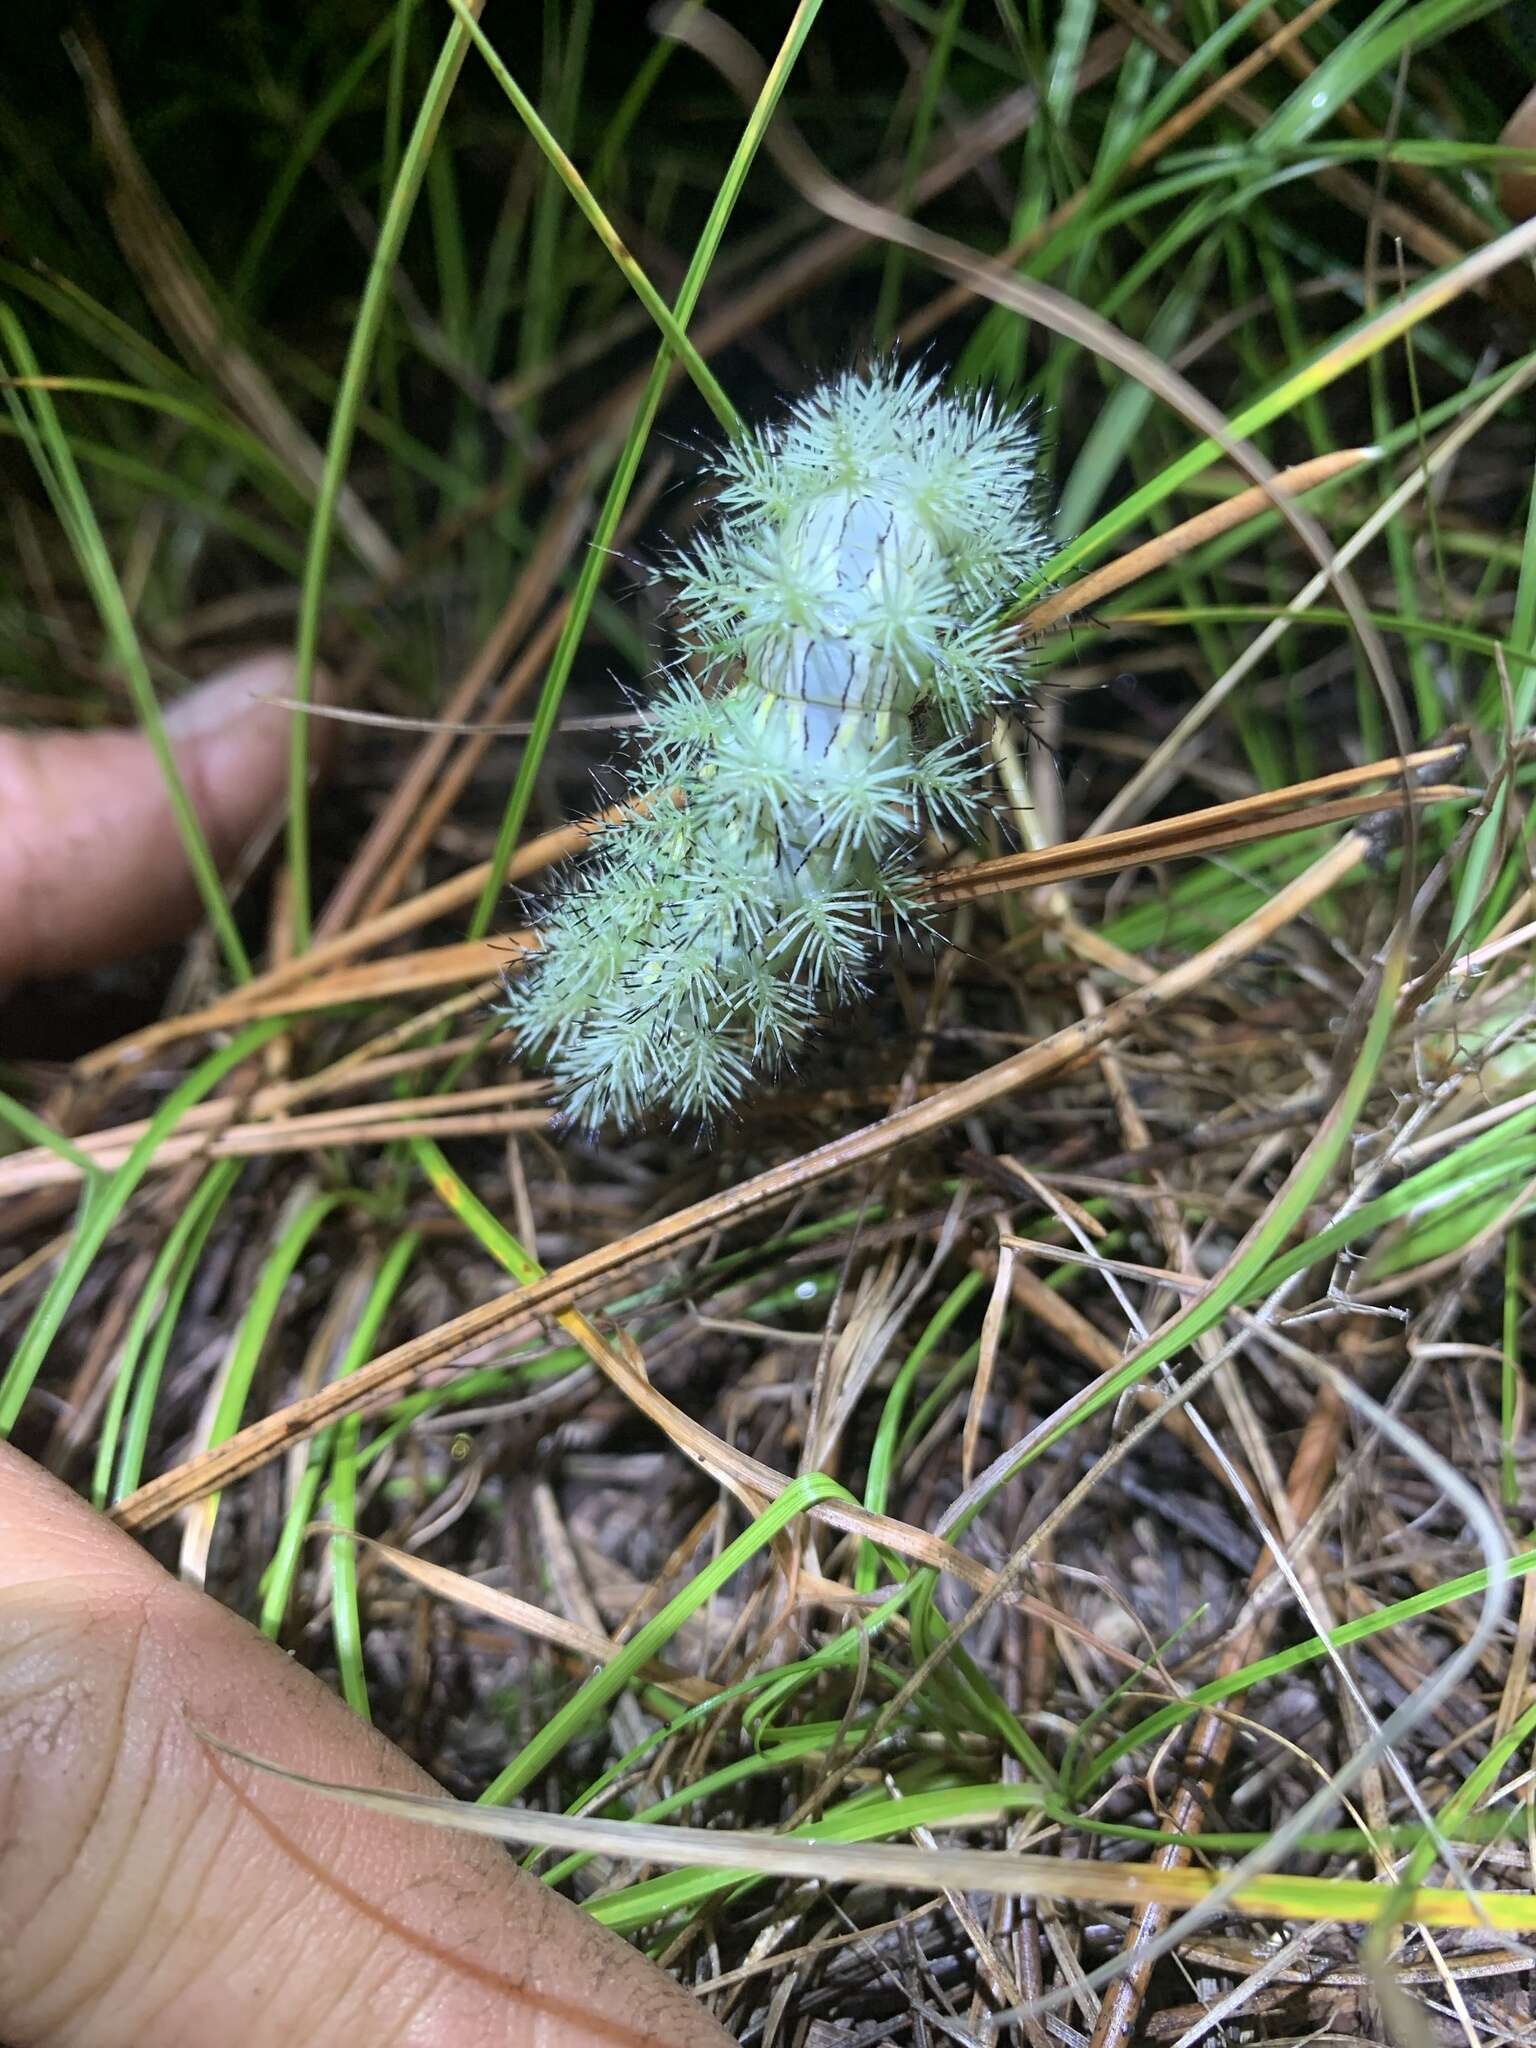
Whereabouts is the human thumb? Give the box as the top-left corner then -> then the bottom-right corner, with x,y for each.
0,1442 -> 733,2047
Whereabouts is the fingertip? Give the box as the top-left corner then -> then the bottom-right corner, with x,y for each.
0,653 -> 335,981
1500,84 -> 1536,223
162,650 -> 335,751
164,651 -> 336,862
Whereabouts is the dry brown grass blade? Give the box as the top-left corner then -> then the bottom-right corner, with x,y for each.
76,946 -> 517,1076
964,1243 -> 1015,1489
195,1729 -> 1536,1933
202,937 -> 517,1017
70,747 -> 1463,1080
928,740 -> 1466,901
318,471 -> 594,934
112,828 -> 1368,1535
206,827 -> 575,999
279,1000 -> 499,1103
66,28 -> 399,581
0,1081 -> 553,1197
933,786 -> 1464,903
336,1530 -> 721,1705
1016,449 -> 1374,635
0,1231 -> 73,1303
75,791 -> 687,1078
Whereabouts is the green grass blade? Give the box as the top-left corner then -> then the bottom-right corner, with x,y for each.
0,1089 -> 104,1179
446,0 -> 740,436
480,1471 -> 864,1808
0,1021 -> 285,1434
467,0 -> 826,941
286,5 -> 481,946
93,1160 -> 242,1507
110,1165 -> 243,1503
259,1230 -> 420,1641
0,304 -> 254,980
1076,1542 -> 1536,1795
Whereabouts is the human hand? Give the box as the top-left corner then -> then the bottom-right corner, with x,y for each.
0,667 -> 732,2048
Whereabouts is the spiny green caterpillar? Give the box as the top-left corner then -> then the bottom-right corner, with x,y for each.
501,363 -> 1048,1131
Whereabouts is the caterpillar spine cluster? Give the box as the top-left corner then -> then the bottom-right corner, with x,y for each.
501,363 -> 1047,1131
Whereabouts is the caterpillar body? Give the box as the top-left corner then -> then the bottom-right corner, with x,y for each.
501,363 -> 1048,1131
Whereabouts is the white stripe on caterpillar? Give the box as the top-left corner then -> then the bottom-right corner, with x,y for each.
500,362 -> 1047,1131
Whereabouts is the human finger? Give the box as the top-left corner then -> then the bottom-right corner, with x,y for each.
0,1444 -> 732,2048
